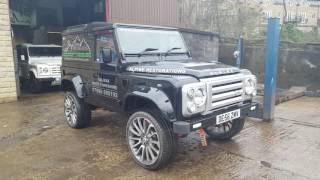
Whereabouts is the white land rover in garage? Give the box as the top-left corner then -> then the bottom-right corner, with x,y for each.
17,44 -> 62,92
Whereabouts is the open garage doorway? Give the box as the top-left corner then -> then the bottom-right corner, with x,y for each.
9,0 -> 106,96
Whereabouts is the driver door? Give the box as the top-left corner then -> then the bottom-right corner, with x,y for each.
88,31 -> 120,111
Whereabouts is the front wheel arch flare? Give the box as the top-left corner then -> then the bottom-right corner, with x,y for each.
29,71 -> 36,79
124,88 -> 177,123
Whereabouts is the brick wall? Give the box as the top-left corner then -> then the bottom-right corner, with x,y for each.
0,0 -> 17,103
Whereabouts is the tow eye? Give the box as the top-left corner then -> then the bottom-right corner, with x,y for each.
198,128 -> 207,147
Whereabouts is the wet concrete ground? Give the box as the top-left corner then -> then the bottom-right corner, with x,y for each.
0,91 -> 319,180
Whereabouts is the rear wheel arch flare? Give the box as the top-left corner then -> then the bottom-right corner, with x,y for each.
62,75 -> 85,98
62,79 -> 75,91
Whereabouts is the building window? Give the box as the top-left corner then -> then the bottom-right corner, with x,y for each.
263,11 -> 272,18
300,12 -> 308,24
286,11 -> 294,22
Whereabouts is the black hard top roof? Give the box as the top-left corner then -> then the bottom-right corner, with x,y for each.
63,22 -> 178,35
63,21 -> 219,38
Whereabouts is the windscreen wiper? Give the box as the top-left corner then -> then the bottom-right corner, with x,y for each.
138,48 -> 159,57
163,47 -> 182,57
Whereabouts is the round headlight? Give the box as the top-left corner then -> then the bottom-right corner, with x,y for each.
195,88 -> 205,97
194,88 -> 206,106
187,102 -> 196,113
187,88 -> 195,98
43,67 -> 49,73
244,78 -> 256,95
182,82 -> 207,117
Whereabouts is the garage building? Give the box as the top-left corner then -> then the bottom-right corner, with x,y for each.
0,0 -> 16,103
0,0 -> 217,103
0,0 -> 179,103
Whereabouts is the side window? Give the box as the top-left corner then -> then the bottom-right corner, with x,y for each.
95,34 -> 117,64
62,34 -> 92,61
23,48 -> 29,61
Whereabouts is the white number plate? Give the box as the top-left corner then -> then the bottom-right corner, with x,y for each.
216,109 -> 241,125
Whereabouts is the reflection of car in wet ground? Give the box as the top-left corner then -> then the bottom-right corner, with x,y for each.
17,44 -> 62,93
61,22 -> 258,170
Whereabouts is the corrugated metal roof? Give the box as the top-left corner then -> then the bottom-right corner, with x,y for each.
108,0 -> 178,26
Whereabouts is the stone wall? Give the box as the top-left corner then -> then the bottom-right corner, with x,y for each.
0,0 -> 17,103
219,40 -> 320,91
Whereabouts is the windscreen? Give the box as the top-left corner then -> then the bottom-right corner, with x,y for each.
28,47 -> 62,57
116,28 -> 187,54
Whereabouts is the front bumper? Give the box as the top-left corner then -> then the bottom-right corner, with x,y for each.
173,102 -> 258,134
37,76 -> 61,85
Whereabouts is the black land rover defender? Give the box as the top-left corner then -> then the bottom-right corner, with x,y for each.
61,22 -> 258,170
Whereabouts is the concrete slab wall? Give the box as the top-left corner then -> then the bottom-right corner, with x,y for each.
0,0 -> 17,103
219,40 -> 320,91
180,29 -> 220,61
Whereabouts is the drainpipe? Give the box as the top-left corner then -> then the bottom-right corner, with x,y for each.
105,0 -> 110,22
233,36 -> 243,68
263,18 -> 280,122
236,37 -> 243,68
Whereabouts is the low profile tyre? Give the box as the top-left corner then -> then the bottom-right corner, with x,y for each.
64,91 -> 91,128
204,118 -> 245,140
126,109 -> 176,170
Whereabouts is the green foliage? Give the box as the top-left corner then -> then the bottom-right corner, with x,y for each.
281,23 -> 320,43
281,23 -> 303,42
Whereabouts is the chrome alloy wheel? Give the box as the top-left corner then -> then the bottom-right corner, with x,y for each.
64,94 -> 78,126
128,117 -> 160,165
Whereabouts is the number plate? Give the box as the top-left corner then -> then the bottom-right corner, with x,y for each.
216,109 -> 241,125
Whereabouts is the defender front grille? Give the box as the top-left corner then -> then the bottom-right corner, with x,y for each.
51,66 -> 61,75
201,74 -> 245,113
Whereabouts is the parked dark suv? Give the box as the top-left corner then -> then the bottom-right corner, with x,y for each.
61,22 -> 258,170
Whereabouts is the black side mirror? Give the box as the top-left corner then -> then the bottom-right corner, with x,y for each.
100,48 -> 112,63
